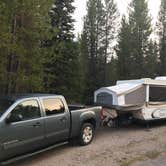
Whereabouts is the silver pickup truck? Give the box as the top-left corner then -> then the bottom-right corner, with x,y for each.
0,94 -> 102,164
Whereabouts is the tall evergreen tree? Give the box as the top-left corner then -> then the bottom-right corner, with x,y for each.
117,0 -> 152,79
116,16 -> 133,79
144,40 -> 159,77
45,0 -> 81,102
79,29 -> 89,102
81,0 -> 119,103
0,0 -> 52,94
50,0 -> 74,41
128,0 -> 152,78
102,0 -> 118,84
158,0 -> 166,75
81,0 -> 104,104
106,56 -> 118,85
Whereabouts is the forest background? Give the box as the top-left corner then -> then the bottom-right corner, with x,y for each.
0,0 -> 166,104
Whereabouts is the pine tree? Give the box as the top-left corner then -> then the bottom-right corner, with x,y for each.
128,0 -> 152,78
49,0 -> 75,41
81,0 -> 119,103
0,1 -> 8,91
80,0 -> 104,104
144,40 -> 159,78
117,0 -> 153,79
0,0 -> 52,94
117,16 -> 135,79
79,29 -> 89,102
45,0 -> 81,102
158,0 -> 166,75
106,56 -> 118,86
102,0 -> 118,84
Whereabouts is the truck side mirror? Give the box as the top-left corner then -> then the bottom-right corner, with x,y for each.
5,113 -> 23,124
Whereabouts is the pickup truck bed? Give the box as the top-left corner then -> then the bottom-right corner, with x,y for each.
70,106 -> 101,138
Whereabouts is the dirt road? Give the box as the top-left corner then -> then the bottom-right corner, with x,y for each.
12,122 -> 166,166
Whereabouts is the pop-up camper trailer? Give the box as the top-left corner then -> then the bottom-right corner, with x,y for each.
94,77 -> 166,121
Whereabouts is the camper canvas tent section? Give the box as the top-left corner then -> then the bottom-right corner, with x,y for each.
94,81 -> 146,108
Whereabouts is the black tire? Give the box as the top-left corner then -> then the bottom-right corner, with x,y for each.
79,123 -> 95,146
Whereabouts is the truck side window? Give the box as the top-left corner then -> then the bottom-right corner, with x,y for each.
10,100 -> 41,122
43,98 -> 65,116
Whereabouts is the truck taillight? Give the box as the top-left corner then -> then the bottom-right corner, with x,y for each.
100,108 -> 105,120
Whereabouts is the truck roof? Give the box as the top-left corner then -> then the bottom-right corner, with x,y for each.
0,94 -> 60,101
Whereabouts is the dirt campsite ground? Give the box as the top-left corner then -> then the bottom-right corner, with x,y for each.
12,122 -> 166,166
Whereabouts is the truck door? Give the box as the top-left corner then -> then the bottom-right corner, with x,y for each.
41,98 -> 70,145
1,99 -> 45,161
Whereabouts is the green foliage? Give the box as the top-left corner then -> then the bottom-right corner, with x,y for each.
116,16 -> 133,79
116,0 -> 156,79
49,0 -> 75,41
0,0 -> 53,94
100,0 -> 119,84
80,0 -> 103,103
129,0 -> 152,78
106,56 -> 118,86
81,0 -> 118,104
158,0 -> 166,75
0,0 -> 163,105
44,0 -> 81,102
144,40 -> 159,77
45,41 -> 80,102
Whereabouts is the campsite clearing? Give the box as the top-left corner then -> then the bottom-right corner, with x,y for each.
12,122 -> 166,166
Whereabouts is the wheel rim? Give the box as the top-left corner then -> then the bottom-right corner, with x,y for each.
82,126 -> 93,144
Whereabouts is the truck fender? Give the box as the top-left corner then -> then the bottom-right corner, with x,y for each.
80,111 -> 96,127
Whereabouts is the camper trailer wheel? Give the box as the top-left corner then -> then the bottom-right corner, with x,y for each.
79,123 -> 94,146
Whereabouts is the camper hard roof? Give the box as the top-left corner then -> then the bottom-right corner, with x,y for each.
117,78 -> 166,87
96,83 -> 142,96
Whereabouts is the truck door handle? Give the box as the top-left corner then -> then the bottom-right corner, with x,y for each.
60,117 -> 67,122
33,122 -> 41,127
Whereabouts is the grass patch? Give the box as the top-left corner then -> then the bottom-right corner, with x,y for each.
149,136 -> 158,142
120,150 -> 162,166
120,156 -> 146,166
145,150 -> 161,159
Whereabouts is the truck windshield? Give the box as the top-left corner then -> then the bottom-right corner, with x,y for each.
0,99 -> 14,117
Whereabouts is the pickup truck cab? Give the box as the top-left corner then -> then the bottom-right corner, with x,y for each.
0,94 -> 102,163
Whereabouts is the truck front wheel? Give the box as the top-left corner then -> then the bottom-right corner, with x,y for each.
79,123 -> 94,146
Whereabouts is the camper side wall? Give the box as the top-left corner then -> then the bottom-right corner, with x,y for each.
125,86 -> 146,105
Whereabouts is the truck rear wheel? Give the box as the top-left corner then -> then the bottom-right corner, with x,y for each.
79,123 -> 94,146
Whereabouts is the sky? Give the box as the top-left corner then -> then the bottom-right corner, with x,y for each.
73,0 -> 161,35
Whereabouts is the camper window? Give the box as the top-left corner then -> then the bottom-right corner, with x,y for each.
149,86 -> 166,103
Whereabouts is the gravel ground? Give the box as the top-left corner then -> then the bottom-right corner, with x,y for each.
11,122 -> 166,166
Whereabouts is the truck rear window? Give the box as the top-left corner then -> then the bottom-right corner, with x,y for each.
43,98 -> 65,116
